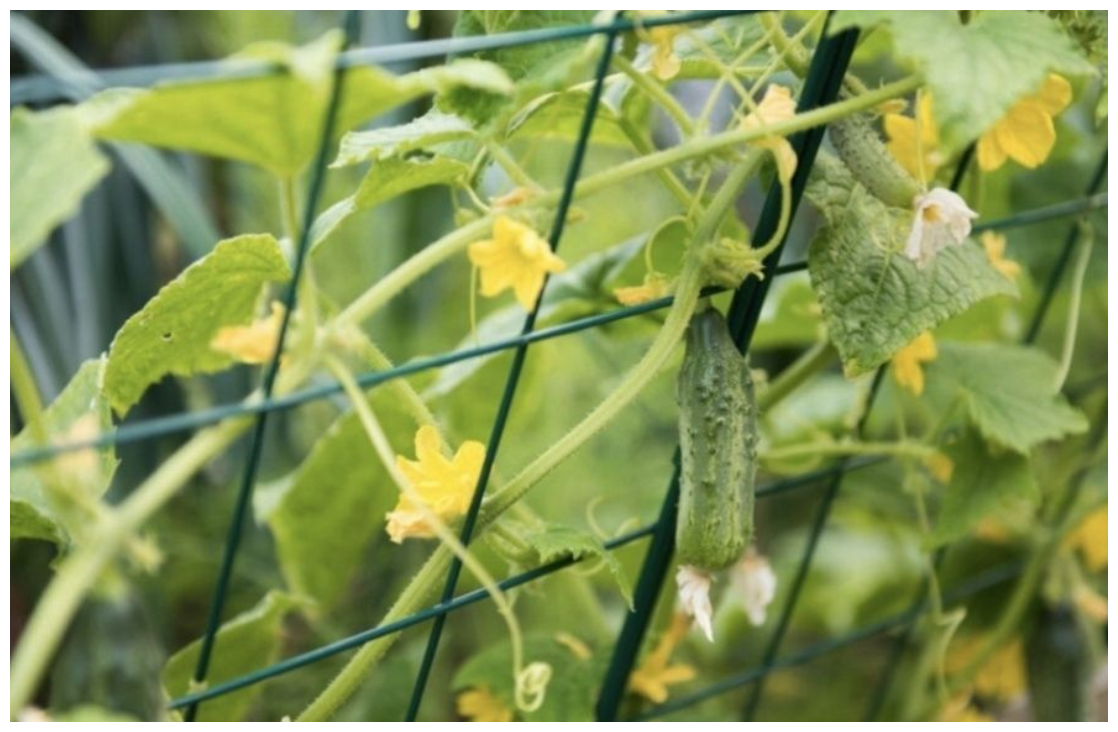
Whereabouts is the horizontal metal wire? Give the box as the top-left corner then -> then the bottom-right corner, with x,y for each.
10,9 -> 757,105
632,559 -> 1025,720
9,191 -> 1106,469
165,456 -> 886,710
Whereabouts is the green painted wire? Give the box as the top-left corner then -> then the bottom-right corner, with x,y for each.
6,187 -> 1107,470
862,147 -> 1109,722
594,18 -> 861,722
164,457 -> 886,711
182,10 -> 362,722
9,10 -> 758,105
403,21 -> 622,721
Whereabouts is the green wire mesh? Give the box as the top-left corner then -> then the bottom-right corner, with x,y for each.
9,9 -> 1108,722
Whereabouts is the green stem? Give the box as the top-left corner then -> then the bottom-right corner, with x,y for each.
9,417 -> 250,717
763,440 -> 935,464
10,329 -> 46,442
486,141 -> 540,191
757,341 -> 835,413
759,12 -> 810,77
280,176 -> 301,244
1052,221 -> 1093,391
613,54 -> 696,137
334,75 -> 922,329
616,116 -> 693,207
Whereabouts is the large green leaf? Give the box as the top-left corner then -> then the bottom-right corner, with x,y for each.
103,234 -> 290,415
162,591 -> 296,722
832,11 -> 1094,150
10,359 -> 116,545
332,110 -> 475,167
507,91 -> 631,148
926,342 -> 1088,453
10,107 -> 110,269
92,32 -> 511,176
807,163 -> 1017,376
452,634 -> 607,722
254,404 -> 399,611
931,431 -> 1038,546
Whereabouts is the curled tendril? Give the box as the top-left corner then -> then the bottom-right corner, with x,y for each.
515,661 -> 553,713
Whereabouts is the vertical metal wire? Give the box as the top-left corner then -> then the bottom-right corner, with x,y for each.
861,147 -> 1108,721
402,23 -> 622,721
595,17 -> 859,721
182,10 -> 362,721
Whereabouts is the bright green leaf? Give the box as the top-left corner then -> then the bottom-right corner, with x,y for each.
103,234 -> 291,416
332,111 -> 475,167
11,359 -> 116,545
807,161 -> 1017,376
523,524 -> 632,608
92,31 -> 510,176
832,10 -> 1094,149
354,156 -> 471,211
255,405 -> 399,611
425,237 -> 644,398
162,591 -> 296,722
10,107 -> 110,269
926,342 -> 1088,453
931,431 -> 1038,546
453,634 -> 606,722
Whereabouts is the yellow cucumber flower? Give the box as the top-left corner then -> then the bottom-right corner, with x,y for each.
891,332 -> 937,396
614,273 -> 673,306
387,425 -> 486,543
977,74 -> 1073,172
628,613 -> 697,704
468,216 -> 566,310
905,188 -> 978,268
981,231 -> 1021,281
211,301 -> 285,364
742,84 -> 798,184
884,93 -> 943,182
637,11 -> 683,80
457,687 -> 514,722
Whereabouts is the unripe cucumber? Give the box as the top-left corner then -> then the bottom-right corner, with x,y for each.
1026,603 -> 1094,721
829,112 -> 921,208
676,307 -> 757,571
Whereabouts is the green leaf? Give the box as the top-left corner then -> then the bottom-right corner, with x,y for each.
10,107 -> 110,269
104,234 -> 291,416
508,91 -> 631,148
523,524 -> 632,608
807,166 -> 1017,376
442,10 -> 597,125
51,707 -> 139,723
332,111 -> 475,167
255,406 -> 399,611
832,10 -> 1094,149
92,32 -> 510,176
931,431 -> 1038,546
926,342 -> 1088,453
425,237 -> 644,398
11,359 -> 116,545
162,591 -> 296,722
453,635 -> 606,722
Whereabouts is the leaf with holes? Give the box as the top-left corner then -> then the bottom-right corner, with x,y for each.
10,107 -> 110,270
807,176 -> 1016,377
831,11 -> 1094,150
162,591 -> 297,722
104,234 -> 290,415
524,524 -> 632,608
926,342 -> 1088,453
11,359 -> 116,545
931,430 -> 1038,546
453,634 -> 606,722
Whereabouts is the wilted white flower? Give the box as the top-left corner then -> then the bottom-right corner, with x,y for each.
904,188 -> 978,268
676,565 -> 714,642
733,550 -> 777,626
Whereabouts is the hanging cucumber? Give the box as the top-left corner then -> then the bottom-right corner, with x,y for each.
676,306 -> 757,571
829,112 -> 921,208
1026,602 -> 1095,721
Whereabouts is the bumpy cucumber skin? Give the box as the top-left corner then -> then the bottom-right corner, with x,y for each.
1026,603 -> 1094,721
676,308 -> 757,571
829,113 -> 921,208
